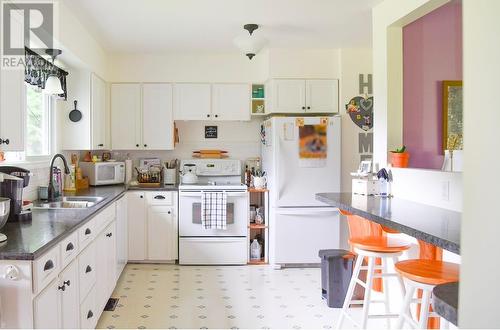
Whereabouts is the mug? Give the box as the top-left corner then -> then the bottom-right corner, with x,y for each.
253,176 -> 267,189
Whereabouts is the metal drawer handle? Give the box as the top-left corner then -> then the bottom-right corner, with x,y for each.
87,310 -> 93,319
154,195 -> 166,200
85,228 -> 91,235
106,232 -> 112,237
85,265 -> 92,273
66,242 -> 74,251
43,260 -> 54,271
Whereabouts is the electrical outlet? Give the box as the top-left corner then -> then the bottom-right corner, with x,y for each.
441,181 -> 450,201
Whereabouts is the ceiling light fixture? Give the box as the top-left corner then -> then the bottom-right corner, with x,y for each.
43,48 -> 64,95
233,24 -> 267,60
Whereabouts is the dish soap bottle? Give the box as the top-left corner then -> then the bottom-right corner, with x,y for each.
250,239 -> 262,261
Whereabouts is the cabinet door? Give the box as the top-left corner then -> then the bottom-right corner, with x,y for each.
33,279 -> 61,329
142,83 -> 174,149
116,196 -> 128,279
105,222 -> 117,297
173,83 -> 211,120
91,73 -> 108,149
128,192 -> 147,260
212,84 -> 250,121
0,67 -> 25,151
60,261 -> 80,329
147,206 -> 176,261
271,79 -> 306,113
305,79 -> 339,113
111,84 -> 141,149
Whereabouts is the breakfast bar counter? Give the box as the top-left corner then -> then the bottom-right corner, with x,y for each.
315,192 -> 461,254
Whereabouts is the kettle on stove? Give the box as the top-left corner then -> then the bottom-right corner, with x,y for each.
180,164 -> 198,184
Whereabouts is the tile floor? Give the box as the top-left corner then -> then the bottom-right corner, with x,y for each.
97,263 -> 387,329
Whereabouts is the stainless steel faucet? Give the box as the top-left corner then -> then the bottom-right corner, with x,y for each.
48,154 -> 71,202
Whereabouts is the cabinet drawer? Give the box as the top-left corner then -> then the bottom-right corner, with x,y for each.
78,218 -> 96,250
60,231 -> 79,269
94,203 -> 116,234
146,191 -> 173,205
80,286 -> 97,329
33,244 -> 60,294
78,242 -> 97,302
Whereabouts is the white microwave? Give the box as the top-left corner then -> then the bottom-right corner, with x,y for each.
79,161 -> 125,186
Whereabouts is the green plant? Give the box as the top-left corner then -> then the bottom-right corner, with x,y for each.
391,145 -> 407,153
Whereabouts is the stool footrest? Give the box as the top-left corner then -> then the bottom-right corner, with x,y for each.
367,313 -> 400,319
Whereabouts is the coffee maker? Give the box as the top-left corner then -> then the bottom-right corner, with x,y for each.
0,166 -> 32,222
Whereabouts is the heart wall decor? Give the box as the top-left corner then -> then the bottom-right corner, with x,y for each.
346,96 -> 373,131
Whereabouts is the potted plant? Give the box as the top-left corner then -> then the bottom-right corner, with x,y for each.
390,145 -> 410,168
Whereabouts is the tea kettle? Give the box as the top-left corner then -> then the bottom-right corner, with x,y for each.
180,164 -> 198,184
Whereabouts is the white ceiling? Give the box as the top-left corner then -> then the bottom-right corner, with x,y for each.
64,0 -> 381,54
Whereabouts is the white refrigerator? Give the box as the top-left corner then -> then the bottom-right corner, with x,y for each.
261,116 -> 341,266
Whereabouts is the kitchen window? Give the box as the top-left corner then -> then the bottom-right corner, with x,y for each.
3,85 -> 53,162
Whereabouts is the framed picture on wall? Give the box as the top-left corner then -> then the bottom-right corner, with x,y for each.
442,80 -> 463,153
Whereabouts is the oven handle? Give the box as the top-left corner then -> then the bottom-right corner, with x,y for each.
180,191 -> 248,197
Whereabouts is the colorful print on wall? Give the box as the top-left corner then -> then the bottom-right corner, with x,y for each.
346,96 -> 373,131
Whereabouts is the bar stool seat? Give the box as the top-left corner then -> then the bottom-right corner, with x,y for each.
336,237 -> 411,329
349,236 -> 411,253
395,260 -> 460,329
395,260 -> 459,285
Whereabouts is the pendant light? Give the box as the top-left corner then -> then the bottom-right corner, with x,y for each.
43,49 -> 64,95
234,24 -> 267,60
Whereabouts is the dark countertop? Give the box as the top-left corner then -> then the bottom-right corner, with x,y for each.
433,282 -> 458,326
316,193 -> 461,254
127,184 -> 179,191
0,185 -> 130,260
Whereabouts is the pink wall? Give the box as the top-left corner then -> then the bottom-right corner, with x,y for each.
403,0 -> 462,169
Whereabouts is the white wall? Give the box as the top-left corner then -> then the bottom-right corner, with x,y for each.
268,49 -> 341,79
339,48 -> 373,192
459,0 -> 500,327
109,51 -> 268,83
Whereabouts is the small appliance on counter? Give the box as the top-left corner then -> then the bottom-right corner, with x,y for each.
0,166 -> 33,222
0,196 -> 9,243
79,161 -> 125,186
179,163 -> 198,184
351,161 -> 379,196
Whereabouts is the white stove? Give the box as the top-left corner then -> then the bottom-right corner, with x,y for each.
178,159 -> 249,265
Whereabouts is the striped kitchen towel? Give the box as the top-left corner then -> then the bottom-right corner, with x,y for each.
201,191 -> 227,230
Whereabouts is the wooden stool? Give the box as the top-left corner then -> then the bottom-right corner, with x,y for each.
336,236 -> 411,329
395,260 -> 459,329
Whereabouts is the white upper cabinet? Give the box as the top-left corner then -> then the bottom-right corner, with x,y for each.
305,79 -> 339,113
267,79 -> 339,114
0,67 -> 25,151
212,84 -> 250,121
271,79 -> 306,113
142,83 -> 174,150
111,83 -> 174,150
111,84 -> 142,150
61,71 -> 110,151
173,83 -> 212,120
91,74 -> 108,150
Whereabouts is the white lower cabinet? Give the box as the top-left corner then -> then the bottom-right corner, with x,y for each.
96,221 -> 117,311
33,259 -> 80,329
33,277 -> 61,329
26,199 -> 129,329
147,206 -> 176,261
128,191 -> 178,262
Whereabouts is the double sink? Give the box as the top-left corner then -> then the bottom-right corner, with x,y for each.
33,196 -> 105,210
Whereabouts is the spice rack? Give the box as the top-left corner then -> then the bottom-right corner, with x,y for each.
247,188 -> 269,264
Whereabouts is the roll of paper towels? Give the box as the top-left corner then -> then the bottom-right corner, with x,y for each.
125,159 -> 133,183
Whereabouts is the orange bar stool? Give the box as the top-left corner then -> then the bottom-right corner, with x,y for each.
336,236 -> 411,329
395,260 -> 459,329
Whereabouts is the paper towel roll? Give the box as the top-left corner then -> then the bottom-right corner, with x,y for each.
125,159 -> 133,183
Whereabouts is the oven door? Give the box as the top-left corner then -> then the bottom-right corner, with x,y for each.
179,191 -> 248,237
